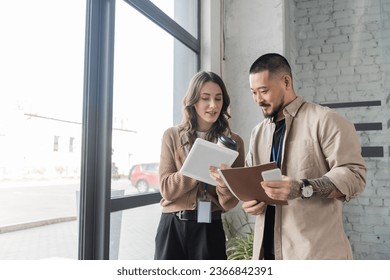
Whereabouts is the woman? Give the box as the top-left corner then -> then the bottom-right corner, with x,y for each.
154,71 -> 245,260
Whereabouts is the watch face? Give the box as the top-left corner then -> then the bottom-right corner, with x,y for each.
302,186 -> 314,197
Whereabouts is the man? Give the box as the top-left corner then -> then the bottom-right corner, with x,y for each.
242,53 -> 366,259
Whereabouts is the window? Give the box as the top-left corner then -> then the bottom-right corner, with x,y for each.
108,0 -> 199,259
80,0 -> 200,259
0,0 -> 199,260
0,0 -> 85,259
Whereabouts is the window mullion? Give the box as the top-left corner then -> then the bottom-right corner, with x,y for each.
79,0 -> 116,260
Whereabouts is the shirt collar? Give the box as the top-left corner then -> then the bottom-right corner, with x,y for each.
264,96 -> 305,125
283,96 -> 305,118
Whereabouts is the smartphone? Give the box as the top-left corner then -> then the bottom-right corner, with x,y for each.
261,168 -> 282,181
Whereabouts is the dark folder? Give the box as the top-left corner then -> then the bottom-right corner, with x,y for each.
218,162 -> 288,205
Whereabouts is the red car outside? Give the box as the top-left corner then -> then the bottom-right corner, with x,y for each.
128,163 -> 160,193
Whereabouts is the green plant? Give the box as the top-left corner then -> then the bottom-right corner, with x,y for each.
222,207 -> 255,260
226,231 -> 254,260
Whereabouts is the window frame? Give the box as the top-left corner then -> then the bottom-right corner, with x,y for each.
79,0 -> 200,260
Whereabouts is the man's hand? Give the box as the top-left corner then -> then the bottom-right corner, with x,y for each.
261,176 -> 301,201
242,200 -> 267,215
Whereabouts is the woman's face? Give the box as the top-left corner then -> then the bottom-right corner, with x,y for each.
194,81 -> 223,132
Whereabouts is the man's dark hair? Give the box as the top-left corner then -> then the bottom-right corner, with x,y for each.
249,53 -> 292,78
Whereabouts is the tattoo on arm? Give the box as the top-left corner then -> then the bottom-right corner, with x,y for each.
288,180 -> 301,200
309,176 -> 338,198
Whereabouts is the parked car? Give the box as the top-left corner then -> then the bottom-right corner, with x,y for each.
128,162 -> 160,193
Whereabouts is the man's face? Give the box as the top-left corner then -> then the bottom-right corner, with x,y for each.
249,70 -> 286,119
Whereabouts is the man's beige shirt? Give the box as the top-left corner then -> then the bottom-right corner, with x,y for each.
247,96 -> 366,260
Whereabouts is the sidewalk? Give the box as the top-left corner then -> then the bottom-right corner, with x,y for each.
0,181 -> 79,227
0,178 -> 160,260
0,203 -> 160,260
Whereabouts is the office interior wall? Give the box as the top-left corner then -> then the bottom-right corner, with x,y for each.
200,0 -> 222,74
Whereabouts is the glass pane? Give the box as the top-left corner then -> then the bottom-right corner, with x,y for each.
149,0 -> 198,37
110,204 -> 161,259
111,0 -> 197,198
110,1 -> 197,259
0,1 -> 85,259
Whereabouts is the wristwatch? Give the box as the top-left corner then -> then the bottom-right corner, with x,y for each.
301,179 -> 314,199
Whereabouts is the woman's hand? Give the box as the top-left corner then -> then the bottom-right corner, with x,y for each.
209,164 -> 230,188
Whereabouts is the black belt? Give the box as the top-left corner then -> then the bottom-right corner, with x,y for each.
173,210 -> 222,221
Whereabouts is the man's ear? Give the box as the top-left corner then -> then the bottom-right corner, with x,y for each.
284,75 -> 291,88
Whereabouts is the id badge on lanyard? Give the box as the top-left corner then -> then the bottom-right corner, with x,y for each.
197,183 -> 211,223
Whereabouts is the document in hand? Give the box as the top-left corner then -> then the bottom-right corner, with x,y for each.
218,162 -> 288,205
180,138 -> 239,186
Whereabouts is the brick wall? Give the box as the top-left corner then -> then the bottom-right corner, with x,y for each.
288,0 -> 390,259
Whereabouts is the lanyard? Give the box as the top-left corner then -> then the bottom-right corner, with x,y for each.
271,122 -> 286,167
202,183 -> 209,200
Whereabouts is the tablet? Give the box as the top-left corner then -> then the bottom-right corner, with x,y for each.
179,138 -> 239,186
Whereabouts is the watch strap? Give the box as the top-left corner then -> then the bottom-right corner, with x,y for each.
301,179 -> 310,187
